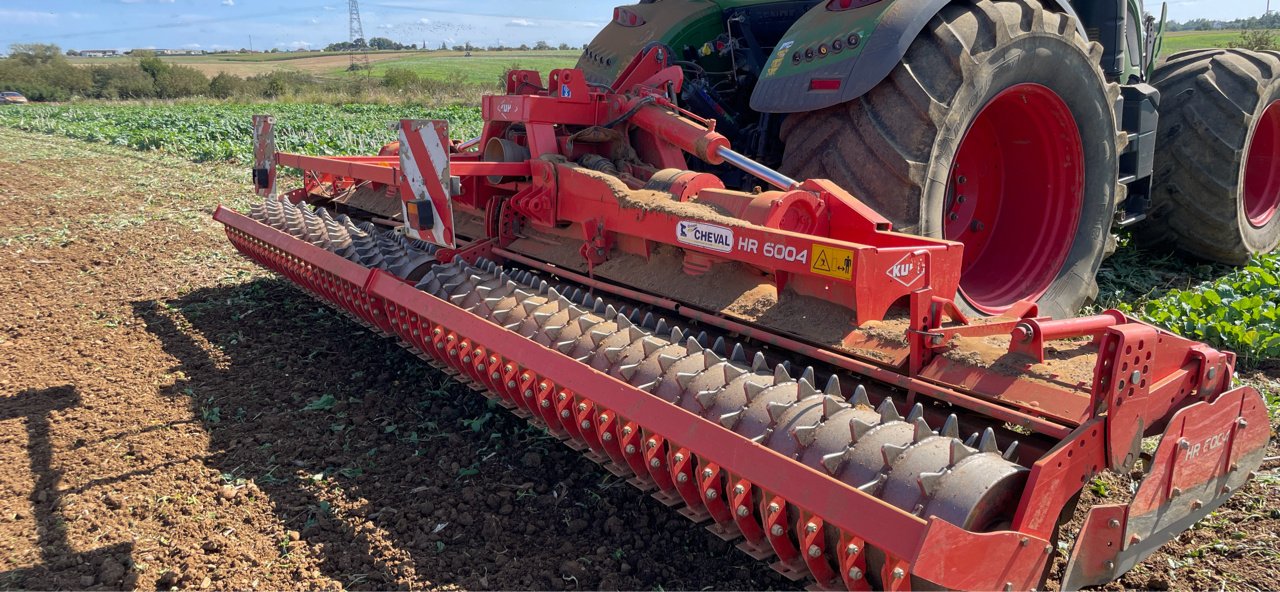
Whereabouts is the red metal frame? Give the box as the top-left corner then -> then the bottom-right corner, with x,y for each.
218,48 -> 1272,590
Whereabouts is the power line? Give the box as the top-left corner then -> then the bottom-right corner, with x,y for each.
349,0 -> 371,72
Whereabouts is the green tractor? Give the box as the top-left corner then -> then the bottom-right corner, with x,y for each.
578,0 -> 1280,318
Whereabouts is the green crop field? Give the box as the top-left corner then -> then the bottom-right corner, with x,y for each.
1159,30 -> 1245,57
0,103 -> 483,162
345,50 -> 582,85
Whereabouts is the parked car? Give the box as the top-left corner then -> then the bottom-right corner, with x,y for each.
1,91 -> 29,105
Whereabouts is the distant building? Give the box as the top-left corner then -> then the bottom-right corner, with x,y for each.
80,50 -> 120,58
157,49 -> 207,56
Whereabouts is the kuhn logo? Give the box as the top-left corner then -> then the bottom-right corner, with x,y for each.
887,252 -> 927,287
676,221 -> 734,253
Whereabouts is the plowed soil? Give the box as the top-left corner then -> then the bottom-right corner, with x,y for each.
0,127 -> 1277,591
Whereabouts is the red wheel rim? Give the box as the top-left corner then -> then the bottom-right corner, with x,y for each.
1244,100 -> 1280,228
947,84 -> 1085,315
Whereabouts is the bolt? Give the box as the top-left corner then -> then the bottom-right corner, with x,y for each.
805,523 -> 818,534
971,220 -> 984,232
1207,367 -> 1217,380
558,393 -> 567,401
1044,545 -> 1053,554
520,373 -> 530,381
650,458 -> 660,468
848,567 -> 864,580
507,380 -> 517,389
706,488 -> 718,499
1108,518 -> 1121,528
462,355 -> 471,364
1171,487 -> 1182,498
1020,537 -> 1029,547
1004,584 -> 1013,592
768,503 -> 780,514
770,525 -> 784,537
674,453 -> 685,463
561,410 -> 570,418
676,473 -> 688,483
1130,370 -> 1142,385
1222,485 -> 1232,494
846,543 -> 860,555
599,413 -> 608,424
647,439 -> 657,449
737,506 -> 750,517
1130,534 -> 1142,545
1178,438 -> 1190,450
622,426 -> 633,436
702,469 -> 713,479
602,432 -> 613,442
540,400 -> 550,408
957,175 -> 967,184
491,372 -> 500,380
956,194 -> 967,203
1238,417 -> 1249,429
625,444 -> 636,454
577,403 -> 587,412
733,485 -> 745,496
892,568 -> 905,580
808,545 -> 822,558
580,420 -> 591,430
948,212 -> 959,221
1104,560 -> 1115,570
1191,499 -> 1203,509
523,389 -> 533,398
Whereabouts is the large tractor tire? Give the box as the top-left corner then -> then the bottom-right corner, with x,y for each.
1137,49 -> 1280,264
780,0 -> 1119,319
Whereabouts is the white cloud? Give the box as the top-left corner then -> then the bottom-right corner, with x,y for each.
323,5 -> 336,10
183,43 -> 202,48
221,0 -> 234,5
0,9 -> 59,25
506,18 -> 536,27
418,17 -> 431,24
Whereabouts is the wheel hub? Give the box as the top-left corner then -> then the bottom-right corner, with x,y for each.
1244,100 -> 1280,228
947,83 -> 1085,315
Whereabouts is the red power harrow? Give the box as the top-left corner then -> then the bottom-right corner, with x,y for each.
216,48 -> 1271,590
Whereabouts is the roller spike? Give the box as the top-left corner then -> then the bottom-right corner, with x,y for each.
751,351 -> 768,373
978,427 -> 998,454
685,337 -> 703,354
670,327 -> 684,343
821,449 -> 849,475
822,395 -> 847,419
448,293 -> 467,305
605,304 -> 619,318
546,287 -> 561,300
469,274 -> 485,284
635,380 -> 659,391
589,329 -> 612,346
853,384 -> 870,407
532,311 -> 554,324
627,326 -> 645,342
574,353 -> 592,363
912,417 -> 934,443
696,331 -> 710,346
641,337 -> 666,357
882,443 -> 910,465
543,325 -> 565,339
849,418 -> 875,441
654,319 -> 669,335
537,280 -> 549,295
603,346 -> 625,363
593,299 -> 606,314
950,439 -> 976,465
724,364 -> 747,381
641,312 -> 656,329
824,375 -> 841,397
558,296 -> 574,310
513,289 -> 534,300
749,434 -> 766,444
618,363 -> 641,381
503,321 -> 522,331
568,287 -> 583,303
492,308 -> 514,323
918,470 -> 946,497
798,378 -> 818,401
800,366 -> 815,385
1003,441 -> 1020,462
676,372 -> 699,389
730,343 -> 747,364
695,390 -> 718,409
907,402 -> 925,422
555,339 -> 578,353
628,309 -> 642,323
766,401 -> 790,422
719,410 -> 742,429
657,353 -> 683,373
941,414 -> 959,439
857,475 -> 885,494
877,399 -> 901,423
773,364 -> 790,384
703,351 -> 723,370
743,380 -> 768,402
712,336 -> 727,356
483,296 -> 504,308
577,316 -> 601,333
521,300 -> 541,314
792,423 -> 819,447
616,314 -> 633,329
964,432 -> 979,447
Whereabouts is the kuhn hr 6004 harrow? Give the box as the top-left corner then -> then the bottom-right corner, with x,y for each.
216,48 -> 1270,590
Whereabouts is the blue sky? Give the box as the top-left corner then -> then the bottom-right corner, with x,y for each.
0,0 -> 1271,53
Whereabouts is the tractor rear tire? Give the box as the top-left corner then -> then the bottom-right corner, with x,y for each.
780,0 -> 1119,319
1136,49 -> 1280,264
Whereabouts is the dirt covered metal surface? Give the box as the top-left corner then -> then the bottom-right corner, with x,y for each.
0,128 -> 1276,590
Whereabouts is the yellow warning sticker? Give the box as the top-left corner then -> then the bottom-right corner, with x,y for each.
810,244 -> 854,281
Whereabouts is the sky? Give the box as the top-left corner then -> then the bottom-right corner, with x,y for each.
0,0 -> 1273,53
